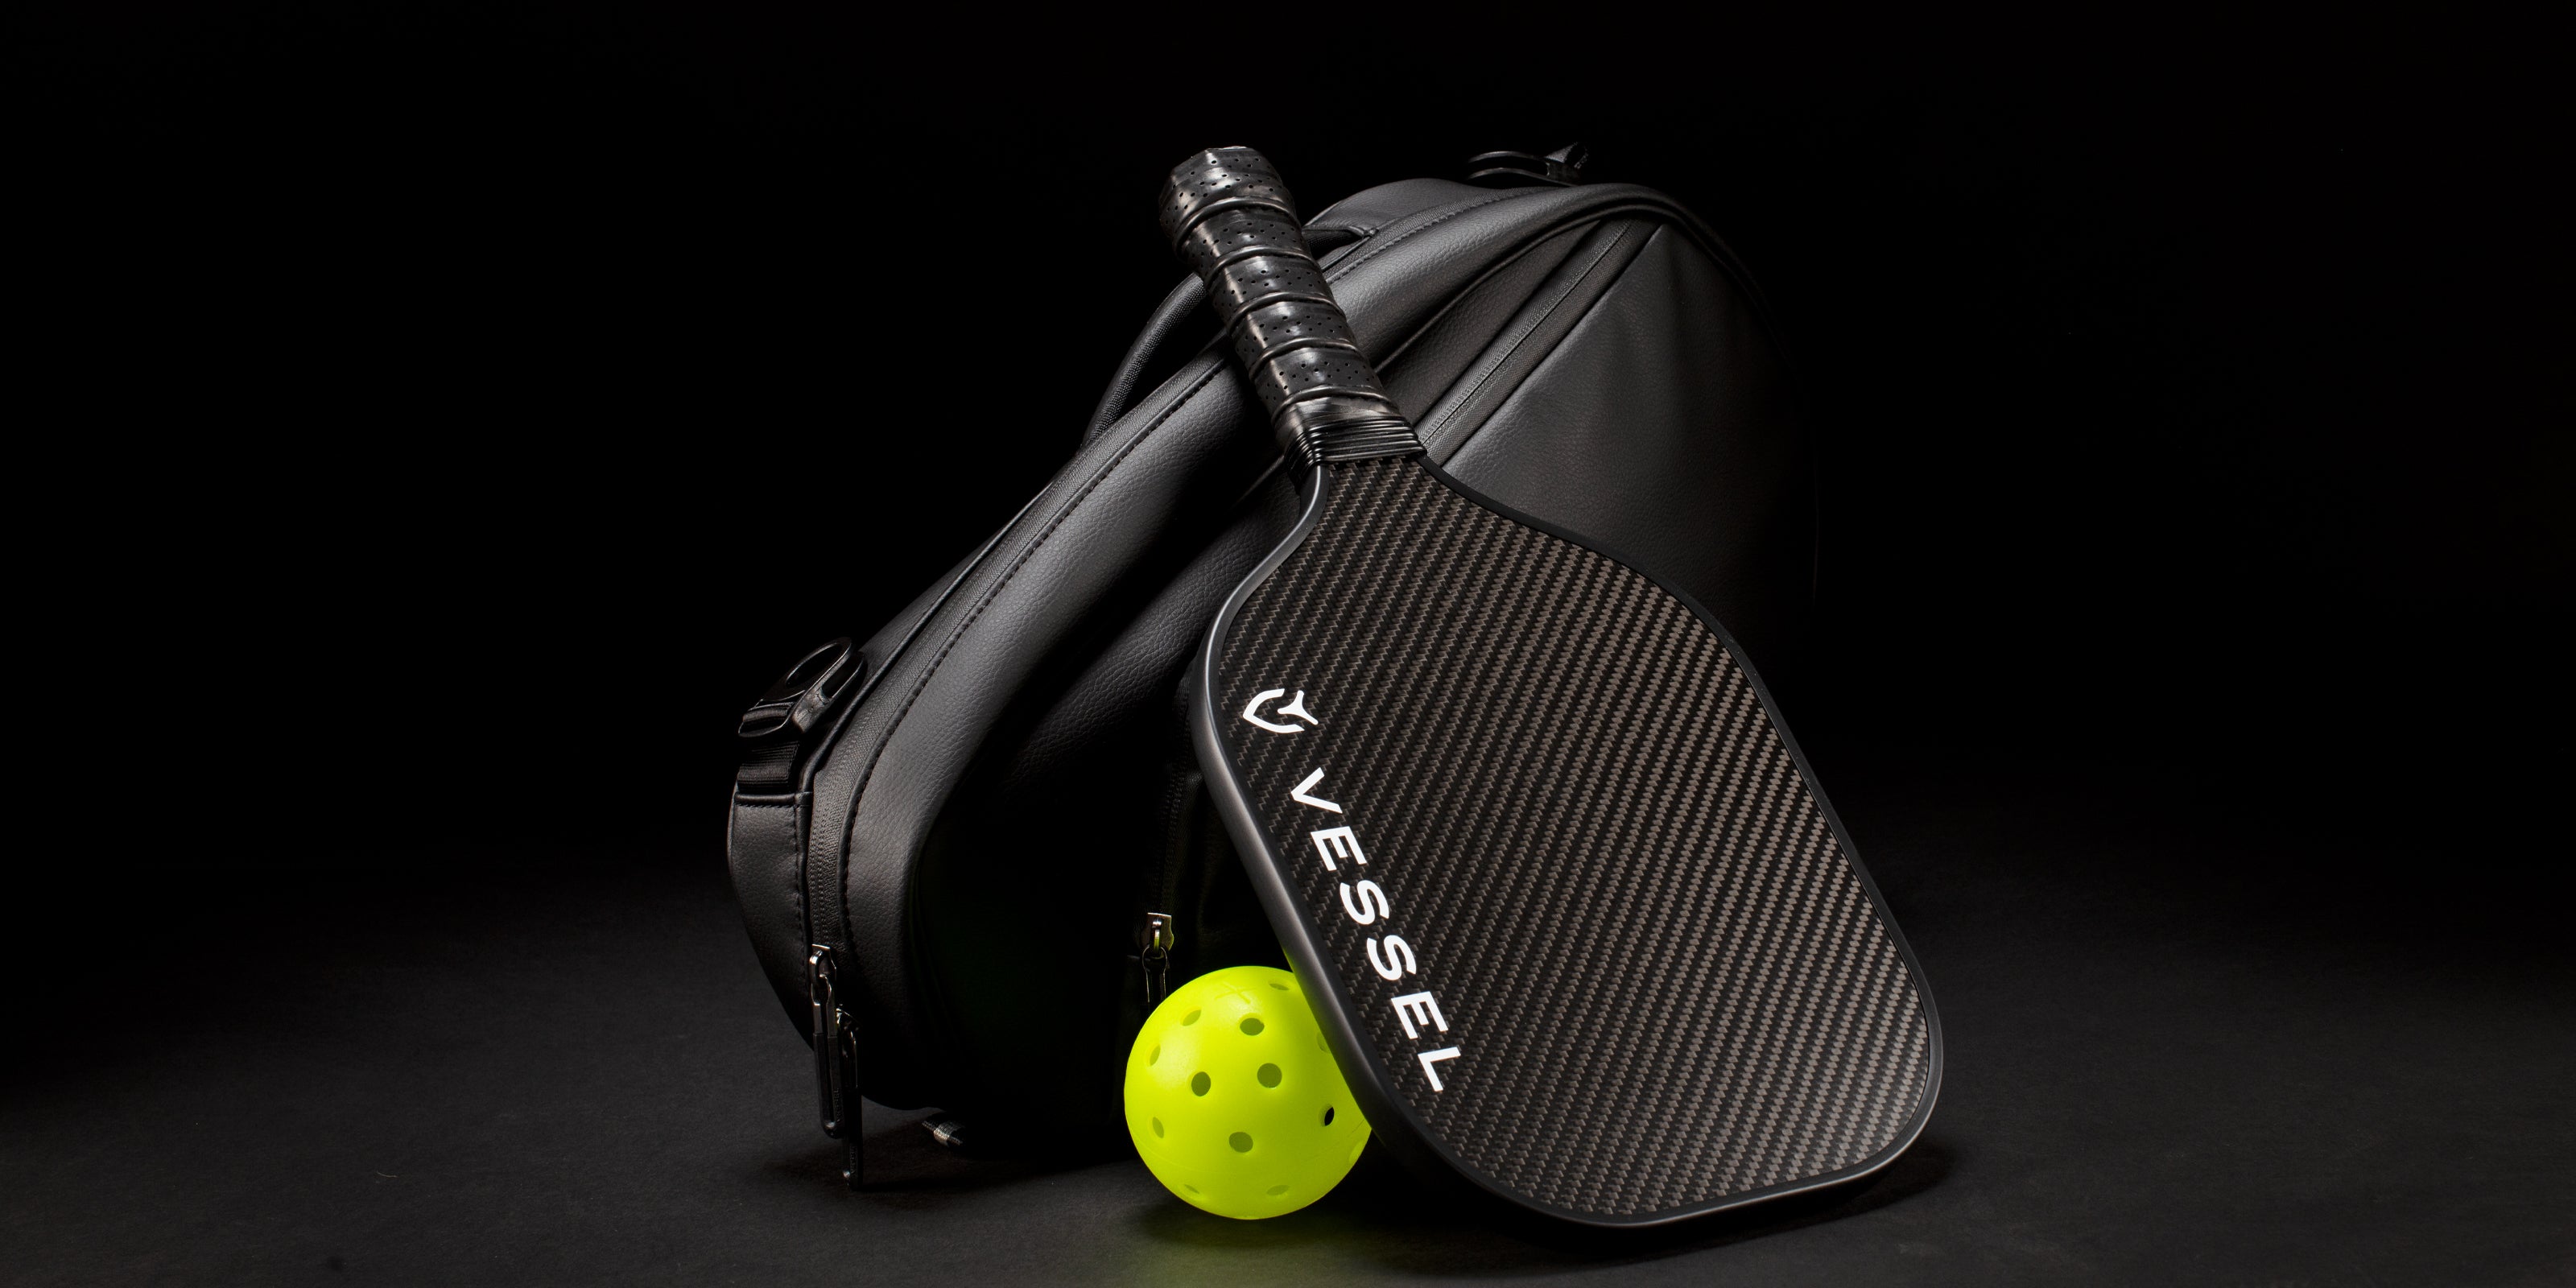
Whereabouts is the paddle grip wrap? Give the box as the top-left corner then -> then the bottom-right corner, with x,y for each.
1160,147 -> 1422,464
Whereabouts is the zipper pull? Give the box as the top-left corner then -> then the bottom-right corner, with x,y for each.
809,944 -> 861,1189
1139,912 -> 1175,1011
921,1113 -> 971,1152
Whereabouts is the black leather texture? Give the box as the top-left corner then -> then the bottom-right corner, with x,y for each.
726,163 -> 1817,1153
1197,456 -> 1935,1224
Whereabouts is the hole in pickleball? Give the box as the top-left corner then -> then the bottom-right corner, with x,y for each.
1149,1044 -> 1160,1065
1184,1184 -> 1200,1194
1239,1017 -> 1265,1036
1258,1063 -> 1282,1088
1266,1184 -> 1288,1195
1191,1071 -> 1211,1096
1321,1105 -> 1335,1126
1269,980 -> 1288,991
1230,1132 -> 1253,1153
1181,1009 -> 1202,1026
1151,1117 -> 1164,1137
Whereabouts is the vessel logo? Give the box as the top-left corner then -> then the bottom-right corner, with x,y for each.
1241,688 -> 1319,734
1257,687 -> 1463,1095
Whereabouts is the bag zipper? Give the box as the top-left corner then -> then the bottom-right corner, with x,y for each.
1138,910 -> 1175,1010
782,512 -> 1034,1190
1132,684 -> 1204,1020
808,944 -> 861,1187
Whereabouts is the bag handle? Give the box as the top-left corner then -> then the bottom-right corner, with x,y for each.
1083,276 -> 1206,444
1158,147 -> 1422,464
1084,225 -> 1370,447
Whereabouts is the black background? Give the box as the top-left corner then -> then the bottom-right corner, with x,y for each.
10,7 -> 2569,1284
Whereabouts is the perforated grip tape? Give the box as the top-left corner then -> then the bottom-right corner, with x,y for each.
1160,147 -> 1422,464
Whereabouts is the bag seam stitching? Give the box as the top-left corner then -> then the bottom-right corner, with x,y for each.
1420,219 -> 1642,452
1329,190 -> 1532,279
849,191 -> 1534,842
834,187 -> 1620,985
837,359 -> 1231,926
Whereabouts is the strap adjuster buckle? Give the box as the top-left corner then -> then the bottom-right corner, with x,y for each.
738,638 -> 862,742
1465,142 -> 1591,188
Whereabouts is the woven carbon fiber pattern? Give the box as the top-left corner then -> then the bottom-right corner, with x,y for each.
1210,458 -> 1933,1220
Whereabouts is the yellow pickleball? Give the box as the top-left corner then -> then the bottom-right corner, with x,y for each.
1123,965 -> 1370,1218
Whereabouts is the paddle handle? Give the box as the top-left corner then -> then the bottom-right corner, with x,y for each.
1159,147 -> 1421,464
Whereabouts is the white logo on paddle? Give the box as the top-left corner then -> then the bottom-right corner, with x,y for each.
1241,687 -> 1319,734
1285,759 -> 1463,1095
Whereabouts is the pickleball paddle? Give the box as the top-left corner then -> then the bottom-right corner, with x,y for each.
1166,146 -> 1942,1227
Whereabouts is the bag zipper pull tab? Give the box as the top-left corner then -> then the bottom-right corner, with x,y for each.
809,944 -> 861,1189
1140,912 -> 1175,1010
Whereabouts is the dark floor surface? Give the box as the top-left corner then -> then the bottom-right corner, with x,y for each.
5,749 -> 2570,1286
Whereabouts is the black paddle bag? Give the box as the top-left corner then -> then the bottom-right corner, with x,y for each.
724,147 -> 1929,1224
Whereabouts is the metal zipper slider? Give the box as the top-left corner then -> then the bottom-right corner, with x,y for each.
809,944 -> 861,1188
1140,912 -> 1175,1010
922,1113 -> 970,1152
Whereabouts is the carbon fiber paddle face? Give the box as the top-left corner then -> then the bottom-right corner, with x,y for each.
1194,456 -> 1941,1225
